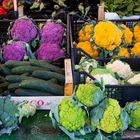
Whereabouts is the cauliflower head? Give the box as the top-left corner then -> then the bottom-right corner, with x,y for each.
93,21 -> 123,51
77,41 -> 99,58
127,73 -> 140,84
134,24 -> 140,42
40,22 -> 64,45
59,98 -> 87,131
36,43 -> 64,61
126,102 -> 140,128
91,98 -> 122,133
78,24 -> 93,42
75,84 -> 104,107
10,18 -> 38,42
3,41 -> 26,61
131,42 -> 140,57
106,60 -> 134,79
120,24 -> 133,44
113,47 -> 130,58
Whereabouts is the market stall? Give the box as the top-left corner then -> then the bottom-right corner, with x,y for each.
0,0 -> 140,140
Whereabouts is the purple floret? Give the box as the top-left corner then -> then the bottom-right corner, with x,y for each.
10,18 -> 38,42
36,43 -> 65,61
3,41 -> 26,61
40,22 -> 64,45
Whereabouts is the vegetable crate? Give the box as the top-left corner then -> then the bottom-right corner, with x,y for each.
71,48 -> 140,107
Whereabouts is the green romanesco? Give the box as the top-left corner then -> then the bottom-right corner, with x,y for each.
75,84 -> 104,107
91,98 -> 122,133
59,98 -> 87,131
126,102 -> 140,128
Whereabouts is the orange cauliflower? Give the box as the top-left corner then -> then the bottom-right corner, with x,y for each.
77,41 -> 99,58
131,42 -> 140,56
93,21 -> 123,51
78,24 -> 93,42
134,24 -> 140,42
113,47 -> 130,58
120,24 -> 133,44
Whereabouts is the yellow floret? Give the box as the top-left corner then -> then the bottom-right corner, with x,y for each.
131,42 -> 140,56
134,24 -> 140,42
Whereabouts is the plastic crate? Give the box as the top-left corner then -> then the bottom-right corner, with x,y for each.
72,48 -> 140,107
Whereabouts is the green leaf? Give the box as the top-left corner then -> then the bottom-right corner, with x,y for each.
30,1 -> 40,10
39,2 -> 45,11
90,99 -> 108,130
94,130 -> 110,140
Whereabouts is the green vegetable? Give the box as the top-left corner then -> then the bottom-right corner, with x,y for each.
6,75 -> 38,83
14,88 -> 52,96
11,66 -> 48,75
90,98 -> 130,133
32,70 -> 65,83
125,102 -> 140,128
75,83 -> 104,107
0,96 -> 18,136
20,79 -> 64,95
0,65 -> 11,76
0,82 -> 9,90
0,76 -> 6,83
30,60 -> 64,74
8,83 -> 20,91
4,60 -> 30,68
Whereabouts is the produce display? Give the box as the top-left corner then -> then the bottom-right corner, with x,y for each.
0,60 -> 65,96
76,21 -> 140,59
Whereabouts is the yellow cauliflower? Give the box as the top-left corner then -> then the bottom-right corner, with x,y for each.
120,24 -> 133,44
131,42 -> 140,56
134,24 -> 140,42
77,41 -> 99,58
78,24 -> 93,42
93,21 -> 123,51
113,47 -> 130,58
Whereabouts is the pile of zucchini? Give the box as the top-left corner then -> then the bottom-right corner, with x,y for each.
0,60 -> 65,96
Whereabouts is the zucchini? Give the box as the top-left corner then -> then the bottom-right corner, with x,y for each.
5,60 -> 30,68
6,75 -> 38,83
20,79 -> 64,95
0,82 -> 9,90
0,76 -> 6,83
8,83 -> 20,91
14,88 -> 52,96
48,78 -> 58,84
11,66 -> 48,75
30,60 -> 64,74
0,65 -> 11,76
32,70 -> 65,83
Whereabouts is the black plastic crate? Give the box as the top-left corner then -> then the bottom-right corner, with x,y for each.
0,12 -> 71,58
72,48 -> 140,106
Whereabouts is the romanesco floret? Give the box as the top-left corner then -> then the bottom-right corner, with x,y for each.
126,102 -> 140,128
106,60 -> 134,79
91,98 -> 122,133
75,84 -> 104,107
59,98 -> 87,131
127,73 -> 140,84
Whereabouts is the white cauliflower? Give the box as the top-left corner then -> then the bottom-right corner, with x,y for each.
86,68 -> 119,85
128,74 -> 140,84
106,60 -> 134,79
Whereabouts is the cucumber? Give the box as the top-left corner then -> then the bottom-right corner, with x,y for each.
5,60 -> 30,68
0,82 -> 9,90
48,78 -> 58,84
20,79 -> 64,95
0,65 -> 11,76
11,66 -> 48,75
14,88 -> 52,96
32,70 -> 65,83
8,83 -> 20,91
0,76 -> 6,83
6,75 -> 38,83
30,60 -> 64,74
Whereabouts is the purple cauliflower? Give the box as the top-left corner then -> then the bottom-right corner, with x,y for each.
3,41 -> 26,61
10,18 -> 38,42
36,43 -> 64,61
40,22 -> 64,45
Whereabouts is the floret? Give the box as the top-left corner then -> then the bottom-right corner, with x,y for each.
3,41 -> 26,61
75,84 -> 104,107
134,24 -> 140,42
40,22 -> 64,45
106,60 -> 134,79
131,42 -> 140,57
127,73 -> 140,84
58,98 -> 87,131
10,18 -> 38,42
36,43 -> 64,61
125,102 -> 140,128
